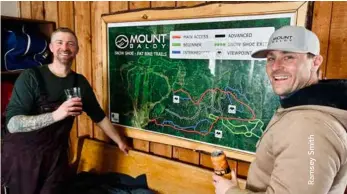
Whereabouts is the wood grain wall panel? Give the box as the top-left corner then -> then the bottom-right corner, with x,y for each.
129,1 -> 151,10
91,1 -> 111,141
311,1 -> 332,78
151,1 -> 176,8
237,161 -> 250,177
31,2 -> 44,20
200,152 -> 213,169
173,147 -> 200,165
20,1 -> 32,19
110,1 -> 128,12
228,159 -> 237,172
150,142 -> 172,158
176,1 -> 206,7
326,2 -> 347,79
74,1 -> 94,138
58,1 -> 74,29
133,139 -> 150,152
43,2 -> 59,25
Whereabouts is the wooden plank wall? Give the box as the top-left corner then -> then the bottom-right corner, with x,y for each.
312,1 -> 347,79
18,1 -> 347,180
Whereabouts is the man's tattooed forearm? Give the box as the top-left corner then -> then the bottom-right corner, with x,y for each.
7,113 -> 56,133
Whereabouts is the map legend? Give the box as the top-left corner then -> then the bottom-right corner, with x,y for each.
169,27 -> 275,60
172,43 -> 181,46
215,34 -> 226,38
172,35 -> 181,39
172,51 -> 181,54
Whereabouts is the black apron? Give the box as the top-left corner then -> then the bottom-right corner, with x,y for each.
1,67 -> 78,194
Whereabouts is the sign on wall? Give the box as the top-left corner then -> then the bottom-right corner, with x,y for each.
108,13 -> 295,153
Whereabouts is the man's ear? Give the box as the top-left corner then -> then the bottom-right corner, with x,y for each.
311,55 -> 323,72
49,42 -> 53,52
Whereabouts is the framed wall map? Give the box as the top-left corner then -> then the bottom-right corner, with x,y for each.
102,2 -> 310,162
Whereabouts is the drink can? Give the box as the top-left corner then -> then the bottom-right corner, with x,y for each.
211,150 -> 231,179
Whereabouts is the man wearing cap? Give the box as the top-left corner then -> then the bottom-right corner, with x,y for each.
213,26 -> 347,194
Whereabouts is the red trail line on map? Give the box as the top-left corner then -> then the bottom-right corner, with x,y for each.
149,88 -> 256,136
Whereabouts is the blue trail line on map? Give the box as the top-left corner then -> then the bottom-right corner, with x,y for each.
161,119 -> 211,131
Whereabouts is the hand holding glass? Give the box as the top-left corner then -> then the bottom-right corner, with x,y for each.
64,87 -> 81,99
64,87 -> 82,116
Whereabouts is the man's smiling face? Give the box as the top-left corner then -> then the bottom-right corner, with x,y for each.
266,51 -> 315,98
49,32 -> 79,65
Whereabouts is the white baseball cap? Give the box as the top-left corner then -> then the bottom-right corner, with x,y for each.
251,26 -> 320,58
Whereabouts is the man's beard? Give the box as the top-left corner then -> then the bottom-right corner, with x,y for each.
56,55 -> 73,65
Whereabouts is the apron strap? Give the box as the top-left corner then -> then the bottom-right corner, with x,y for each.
31,66 -> 47,95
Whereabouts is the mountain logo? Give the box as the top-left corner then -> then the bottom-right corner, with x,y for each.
115,35 -> 129,49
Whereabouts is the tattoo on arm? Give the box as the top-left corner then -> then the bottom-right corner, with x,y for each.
7,113 -> 56,133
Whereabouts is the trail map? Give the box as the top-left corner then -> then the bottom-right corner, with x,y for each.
108,14 -> 294,153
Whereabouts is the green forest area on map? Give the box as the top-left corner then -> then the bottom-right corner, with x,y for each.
108,17 -> 290,153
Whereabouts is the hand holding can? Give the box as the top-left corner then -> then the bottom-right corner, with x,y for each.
211,150 -> 232,180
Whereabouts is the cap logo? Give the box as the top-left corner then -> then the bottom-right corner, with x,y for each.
271,35 -> 293,43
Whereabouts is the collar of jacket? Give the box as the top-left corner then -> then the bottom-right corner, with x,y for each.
280,79 -> 347,110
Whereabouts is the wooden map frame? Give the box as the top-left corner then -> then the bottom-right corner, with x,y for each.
101,2 -> 310,162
